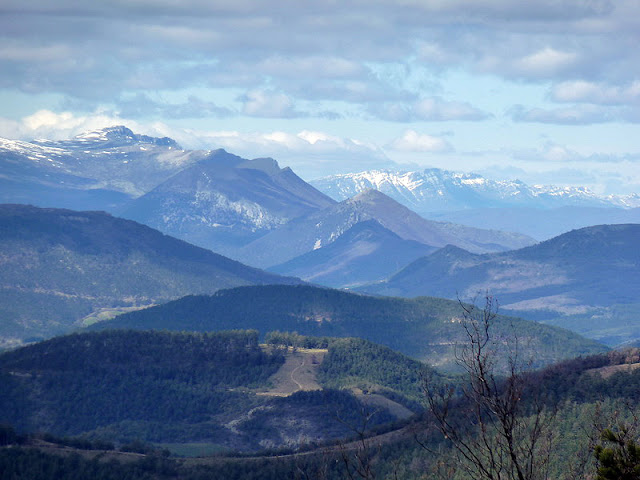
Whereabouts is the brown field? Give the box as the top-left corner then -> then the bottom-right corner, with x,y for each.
258,347 -> 327,397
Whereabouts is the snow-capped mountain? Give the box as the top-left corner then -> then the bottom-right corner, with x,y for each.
311,169 -> 640,213
0,126 -> 210,210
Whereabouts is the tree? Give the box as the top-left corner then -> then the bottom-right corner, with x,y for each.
421,294 -> 556,480
594,425 -> 640,480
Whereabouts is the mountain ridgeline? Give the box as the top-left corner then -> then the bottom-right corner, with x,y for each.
0,127 -> 536,270
120,149 -> 336,256
360,224 -> 640,346
311,169 -> 640,240
267,219 -> 437,287
94,284 -> 606,370
237,188 -> 535,269
0,204 -> 300,347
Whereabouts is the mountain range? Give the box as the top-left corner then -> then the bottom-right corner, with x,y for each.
0,126 -> 202,210
0,204 -> 300,348
120,149 -> 335,255
312,169 -> 640,240
237,189 -> 535,269
312,168 -> 640,211
1,126 -> 638,349
267,219 -> 437,288
0,127 -> 537,267
360,224 -> 640,346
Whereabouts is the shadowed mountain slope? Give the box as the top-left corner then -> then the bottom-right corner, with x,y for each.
361,224 -> 640,345
121,150 -> 335,255
239,189 -> 535,268
0,204 -> 300,347
268,219 -> 437,287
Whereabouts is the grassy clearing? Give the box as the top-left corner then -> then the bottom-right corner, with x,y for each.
259,347 -> 327,397
80,305 -> 154,326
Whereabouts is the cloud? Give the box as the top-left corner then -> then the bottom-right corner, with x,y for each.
512,47 -> 578,78
510,140 -> 639,164
0,110 -> 145,141
240,89 -> 305,118
116,93 -> 234,119
370,97 -> 491,122
550,80 -> 640,105
387,130 -> 453,153
508,104 -> 622,124
1,0 -> 638,106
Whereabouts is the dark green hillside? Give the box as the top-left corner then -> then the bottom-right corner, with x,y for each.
0,330 -> 282,439
318,337 -> 428,403
0,204 -> 300,347
96,284 -> 606,370
3,350 -> 640,479
0,330 -> 414,452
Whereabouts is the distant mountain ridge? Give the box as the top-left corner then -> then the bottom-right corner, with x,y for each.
120,148 -> 335,255
0,204 -> 301,348
312,168 -> 640,212
268,219 -> 437,287
361,223 -> 640,346
0,126 -> 211,214
236,189 -> 535,268
311,169 -> 640,240
0,127 -> 338,256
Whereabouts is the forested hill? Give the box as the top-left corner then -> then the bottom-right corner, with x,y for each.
0,330 -> 284,442
95,284 -> 606,370
0,204 -> 301,346
0,329 -> 429,452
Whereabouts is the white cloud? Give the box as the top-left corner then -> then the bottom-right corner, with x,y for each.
240,89 -> 303,118
370,97 -> 490,122
508,104 -> 621,124
388,130 -> 452,153
513,47 -> 578,78
0,109 -> 146,141
510,140 -> 640,165
551,80 -> 640,105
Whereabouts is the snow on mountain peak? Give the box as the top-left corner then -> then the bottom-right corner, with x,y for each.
311,168 -> 639,213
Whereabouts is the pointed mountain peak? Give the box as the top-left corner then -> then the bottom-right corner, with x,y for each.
198,149 -> 245,168
349,188 -> 394,204
340,219 -> 402,240
430,244 -> 477,260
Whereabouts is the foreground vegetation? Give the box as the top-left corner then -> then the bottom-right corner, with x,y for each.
1,321 -> 639,479
0,330 -> 423,452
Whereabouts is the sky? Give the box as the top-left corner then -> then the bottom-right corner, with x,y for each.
1,0 -> 639,194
